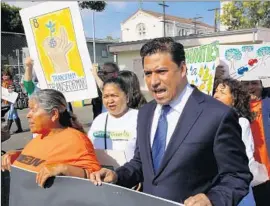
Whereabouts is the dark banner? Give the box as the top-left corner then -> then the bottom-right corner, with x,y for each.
7,166 -> 181,206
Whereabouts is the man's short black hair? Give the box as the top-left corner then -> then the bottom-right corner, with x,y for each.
140,37 -> 185,67
103,62 -> 119,72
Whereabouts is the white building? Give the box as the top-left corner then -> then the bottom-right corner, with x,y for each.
121,9 -> 215,42
109,27 -> 270,90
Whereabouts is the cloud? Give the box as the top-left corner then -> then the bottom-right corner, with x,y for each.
108,2 -> 127,10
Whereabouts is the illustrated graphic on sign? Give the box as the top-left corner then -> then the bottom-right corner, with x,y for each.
224,48 -> 242,72
220,44 -> 270,80
257,46 -> 270,67
30,8 -> 86,89
185,41 -> 219,96
242,46 -> 254,59
20,2 -> 98,102
43,26 -> 73,74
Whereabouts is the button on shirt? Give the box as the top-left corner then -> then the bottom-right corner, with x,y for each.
150,84 -> 194,148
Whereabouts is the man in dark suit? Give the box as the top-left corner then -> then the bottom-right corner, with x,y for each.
89,38 -> 252,206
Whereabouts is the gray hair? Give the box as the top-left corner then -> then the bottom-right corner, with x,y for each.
30,89 -> 85,133
30,89 -> 67,113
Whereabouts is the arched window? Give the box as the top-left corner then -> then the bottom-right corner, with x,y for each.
136,23 -> 146,37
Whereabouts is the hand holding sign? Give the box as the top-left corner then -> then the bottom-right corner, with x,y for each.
1,151 -> 21,172
36,164 -> 65,187
184,194 -> 212,206
43,27 -> 73,74
89,168 -> 118,186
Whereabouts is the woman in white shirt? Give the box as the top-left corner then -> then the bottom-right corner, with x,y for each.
214,78 -> 268,206
88,77 -> 138,162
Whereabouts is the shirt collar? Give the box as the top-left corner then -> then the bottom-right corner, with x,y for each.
156,83 -> 194,114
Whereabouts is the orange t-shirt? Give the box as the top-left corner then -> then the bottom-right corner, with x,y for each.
250,100 -> 270,177
13,127 -> 101,173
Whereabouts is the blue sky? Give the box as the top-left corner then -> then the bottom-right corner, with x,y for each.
81,1 -> 220,39
7,1 -> 221,39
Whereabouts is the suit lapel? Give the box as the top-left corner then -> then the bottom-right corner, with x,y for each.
155,88 -> 204,177
143,102 -> 157,176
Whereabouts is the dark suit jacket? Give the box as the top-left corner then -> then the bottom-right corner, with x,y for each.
116,88 -> 252,206
91,86 -> 103,119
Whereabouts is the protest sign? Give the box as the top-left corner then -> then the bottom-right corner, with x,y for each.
1,87 -> 18,104
20,2 -> 98,102
185,41 -> 219,96
9,166 -> 183,206
219,44 -> 270,81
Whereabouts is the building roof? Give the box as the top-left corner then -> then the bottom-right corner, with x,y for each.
108,27 -> 270,53
1,32 -> 119,44
85,37 -> 119,44
122,9 -> 214,29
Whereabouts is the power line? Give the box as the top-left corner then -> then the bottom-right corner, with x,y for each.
158,1 -> 169,37
208,8 -> 220,32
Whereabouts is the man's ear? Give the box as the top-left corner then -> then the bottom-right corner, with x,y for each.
127,96 -> 130,104
51,108 -> 60,122
180,62 -> 187,76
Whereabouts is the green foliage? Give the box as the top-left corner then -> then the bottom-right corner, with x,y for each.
220,1 -> 270,30
1,1 -> 106,33
78,1 -> 106,11
1,2 -> 24,33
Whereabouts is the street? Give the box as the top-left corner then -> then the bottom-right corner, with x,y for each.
2,91 -> 153,152
2,105 -> 94,151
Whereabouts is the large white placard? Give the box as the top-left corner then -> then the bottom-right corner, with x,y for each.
185,41 -> 219,96
219,44 -> 270,81
1,87 -> 18,104
20,1 -> 98,102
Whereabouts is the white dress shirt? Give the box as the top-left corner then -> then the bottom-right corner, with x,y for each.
150,84 -> 194,148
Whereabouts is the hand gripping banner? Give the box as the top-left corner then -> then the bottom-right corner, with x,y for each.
7,166 -> 183,206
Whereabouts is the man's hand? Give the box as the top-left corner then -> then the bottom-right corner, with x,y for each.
24,57 -> 34,81
92,63 -> 99,76
184,194 -> 212,206
36,164 -> 66,188
25,57 -> 34,69
1,150 -> 21,172
91,63 -> 104,90
89,168 -> 117,186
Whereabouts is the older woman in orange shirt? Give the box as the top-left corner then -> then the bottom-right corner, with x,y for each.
1,89 -> 101,187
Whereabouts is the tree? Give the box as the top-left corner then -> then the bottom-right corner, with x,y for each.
220,1 -> 270,30
78,1 -> 106,11
105,35 -> 114,41
1,2 -> 24,33
1,1 -> 106,33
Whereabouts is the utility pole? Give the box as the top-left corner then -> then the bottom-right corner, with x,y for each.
158,1 -> 169,37
208,8 -> 220,32
139,0 -> 143,10
192,16 -> 202,34
15,49 -> 20,77
92,11 -> 96,64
